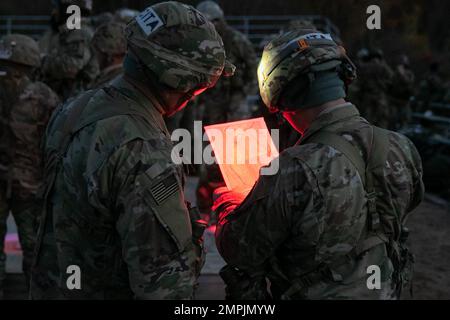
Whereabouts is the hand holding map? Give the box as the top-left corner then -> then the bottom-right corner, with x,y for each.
204,117 -> 279,197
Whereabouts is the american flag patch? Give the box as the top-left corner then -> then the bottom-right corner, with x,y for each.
150,174 -> 179,205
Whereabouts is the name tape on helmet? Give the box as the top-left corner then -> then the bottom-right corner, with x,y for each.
264,33 -> 334,77
284,32 -> 332,47
300,33 -> 333,41
136,7 -> 164,36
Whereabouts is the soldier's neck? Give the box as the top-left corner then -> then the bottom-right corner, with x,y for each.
121,75 -> 165,115
283,98 -> 347,134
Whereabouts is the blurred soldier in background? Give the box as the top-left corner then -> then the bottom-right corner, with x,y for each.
89,22 -> 126,88
39,0 -> 99,101
90,7 -> 139,30
195,0 -> 258,220
416,62 -> 446,111
196,0 -> 257,124
90,12 -> 114,29
114,8 -> 139,24
213,29 -> 424,300
389,55 -> 415,129
0,34 -> 60,298
30,2 -> 232,299
39,0 -> 94,54
284,19 -> 316,32
348,48 -> 394,129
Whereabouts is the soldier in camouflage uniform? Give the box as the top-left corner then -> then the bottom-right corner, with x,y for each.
30,2 -> 231,299
39,0 -> 99,101
416,62 -> 446,111
196,0 -> 257,124
389,55 -> 415,129
0,35 -> 60,297
213,30 -> 424,300
89,22 -> 126,89
195,1 -> 258,219
348,49 -> 394,129
90,12 -> 115,29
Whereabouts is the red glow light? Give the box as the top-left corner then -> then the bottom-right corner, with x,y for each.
204,117 -> 279,196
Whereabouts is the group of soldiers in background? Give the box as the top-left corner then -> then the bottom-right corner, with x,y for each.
0,0 -> 133,298
0,0 -> 448,299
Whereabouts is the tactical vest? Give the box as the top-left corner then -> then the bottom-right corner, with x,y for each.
279,126 -> 414,299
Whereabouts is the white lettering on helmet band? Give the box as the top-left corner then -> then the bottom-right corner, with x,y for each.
300,33 -> 333,41
136,7 -> 164,36
280,33 -> 334,53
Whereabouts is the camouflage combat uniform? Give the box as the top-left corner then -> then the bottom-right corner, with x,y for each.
38,0 -> 95,54
30,2 -> 229,299
197,27 -> 257,125
90,64 -> 123,89
416,66 -> 445,111
89,22 -> 126,89
39,0 -> 99,101
349,56 -> 394,129
30,79 -> 198,299
216,104 -> 424,299
40,19 -> 99,100
0,35 -> 60,294
389,60 -> 415,129
215,30 -> 424,300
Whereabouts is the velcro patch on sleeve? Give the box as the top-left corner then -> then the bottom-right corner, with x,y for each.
150,173 -> 179,205
136,7 -> 164,36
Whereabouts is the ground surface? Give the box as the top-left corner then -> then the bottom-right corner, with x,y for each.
2,178 -> 449,300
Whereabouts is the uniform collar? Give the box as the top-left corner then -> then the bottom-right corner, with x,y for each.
100,64 -> 122,77
110,75 -> 169,136
298,103 -> 360,144
113,75 -> 165,115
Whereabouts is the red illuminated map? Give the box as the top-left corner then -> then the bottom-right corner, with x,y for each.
204,117 -> 279,196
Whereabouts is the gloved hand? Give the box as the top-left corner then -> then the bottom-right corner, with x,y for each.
212,187 -> 248,223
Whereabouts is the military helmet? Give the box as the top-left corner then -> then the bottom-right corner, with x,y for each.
0,34 -> 41,68
258,29 -> 356,112
57,0 -> 93,12
115,8 -> 139,24
125,1 -> 233,93
92,22 -> 126,56
196,1 -> 224,21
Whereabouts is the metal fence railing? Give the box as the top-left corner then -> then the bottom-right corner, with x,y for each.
0,15 -> 50,40
0,14 -> 340,47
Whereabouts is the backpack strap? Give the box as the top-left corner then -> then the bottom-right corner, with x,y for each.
306,131 -> 367,186
304,126 -> 390,233
365,126 -> 390,232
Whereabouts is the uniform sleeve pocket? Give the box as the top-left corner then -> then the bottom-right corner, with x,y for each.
139,166 -> 192,253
